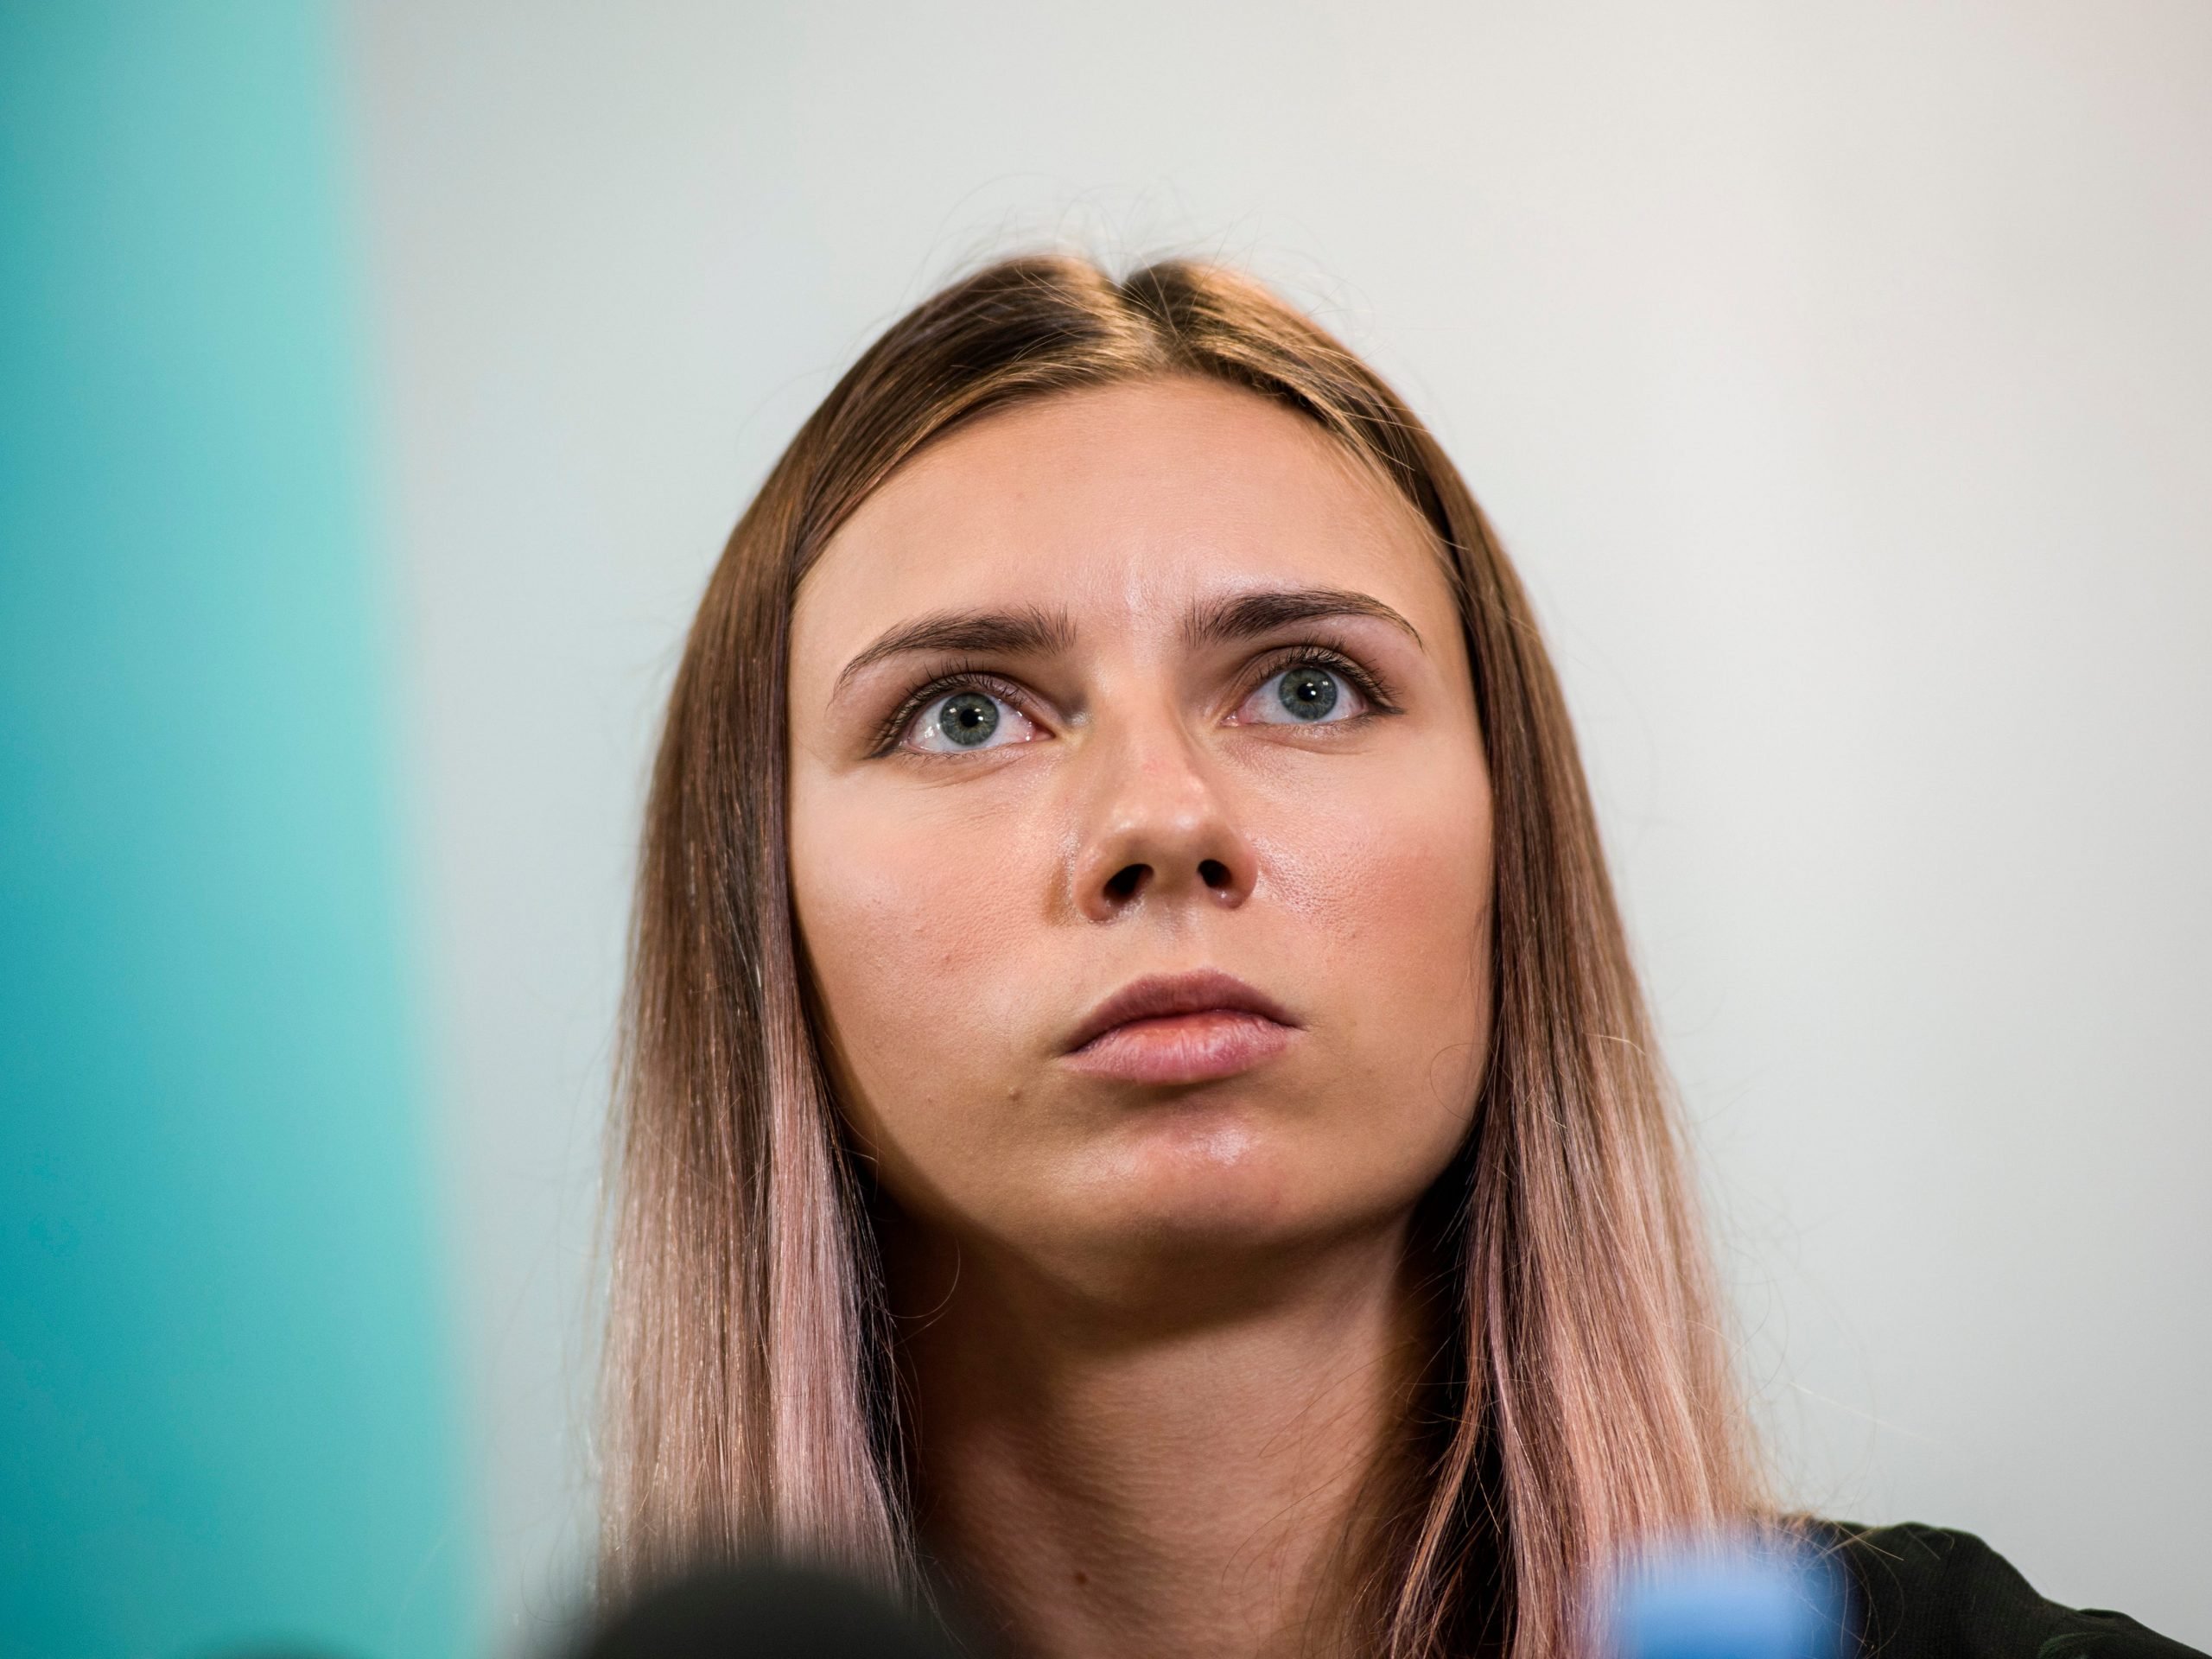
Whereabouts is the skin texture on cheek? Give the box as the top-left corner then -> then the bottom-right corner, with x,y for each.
782,729 -> 1018,1230
1237,793 -> 1494,1198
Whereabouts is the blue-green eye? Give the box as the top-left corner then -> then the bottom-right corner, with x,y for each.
1274,665 -> 1338,720
938,691 -> 998,746
905,687 -> 1039,753
1241,663 -> 1362,726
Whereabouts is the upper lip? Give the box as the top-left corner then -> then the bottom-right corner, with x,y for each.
1064,969 -> 1300,1053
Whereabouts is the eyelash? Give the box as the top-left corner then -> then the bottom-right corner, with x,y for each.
866,657 -> 1024,758
1242,638 -> 1402,721
867,639 -> 1402,759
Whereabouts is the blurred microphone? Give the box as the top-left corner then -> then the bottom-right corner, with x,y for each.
573,1557 -> 977,1659
1599,1533 -> 1851,1659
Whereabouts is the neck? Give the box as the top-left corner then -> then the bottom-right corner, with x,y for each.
885,1214 -> 1437,1659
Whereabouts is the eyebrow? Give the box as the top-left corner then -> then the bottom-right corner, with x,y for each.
1182,587 -> 1425,652
833,603 -> 1077,698
830,585 -> 1423,701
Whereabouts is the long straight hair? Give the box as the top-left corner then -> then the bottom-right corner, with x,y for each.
602,252 -> 1766,1657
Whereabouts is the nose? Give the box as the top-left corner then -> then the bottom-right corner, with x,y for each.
1068,717 -> 1258,922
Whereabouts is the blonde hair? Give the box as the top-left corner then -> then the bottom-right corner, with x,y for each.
602,252 -> 1766,1656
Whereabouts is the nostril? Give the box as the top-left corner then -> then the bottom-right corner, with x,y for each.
1198,859 -> 1231,890
1104,863 -> 1148,902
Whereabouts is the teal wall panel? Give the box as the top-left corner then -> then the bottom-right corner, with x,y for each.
1,6 -> 479,1655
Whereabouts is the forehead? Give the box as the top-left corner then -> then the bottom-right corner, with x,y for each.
792,377 -> 1449,655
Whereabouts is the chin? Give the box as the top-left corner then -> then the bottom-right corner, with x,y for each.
1056,1110 -> 1326,1249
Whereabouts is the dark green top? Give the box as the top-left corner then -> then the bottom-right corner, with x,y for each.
1817,1522 -> 2205,1659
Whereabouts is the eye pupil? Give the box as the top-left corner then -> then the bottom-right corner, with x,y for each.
938,691 -> 1001,747
1276,666 -> 1339,721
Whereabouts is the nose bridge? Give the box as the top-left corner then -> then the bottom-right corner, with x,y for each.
1067,689 -> 1255,918
1107,692 -> 1211,818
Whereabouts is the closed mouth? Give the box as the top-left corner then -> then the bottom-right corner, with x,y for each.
1065,969 -> 1299,1054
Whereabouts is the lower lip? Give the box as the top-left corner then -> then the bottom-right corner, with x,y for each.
1062,1010 -> 1296,1085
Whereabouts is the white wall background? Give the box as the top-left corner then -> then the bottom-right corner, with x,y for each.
348,3 -> 2212,1650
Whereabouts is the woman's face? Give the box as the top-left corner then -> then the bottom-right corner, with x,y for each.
787,377 -> 1492,1295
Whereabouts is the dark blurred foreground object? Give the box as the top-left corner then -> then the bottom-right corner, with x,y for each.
573,1558 -> 976,1659
1814,1522 -> 2207,1659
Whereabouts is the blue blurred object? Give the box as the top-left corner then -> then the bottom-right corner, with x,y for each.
1600,1533 -> 1850,1659
0,4 -> 478,1657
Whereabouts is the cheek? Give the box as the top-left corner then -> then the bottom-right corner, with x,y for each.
1255,756 -> 1494,1141
789,785 -> 1043,1141
1265,760 -> 1491,980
